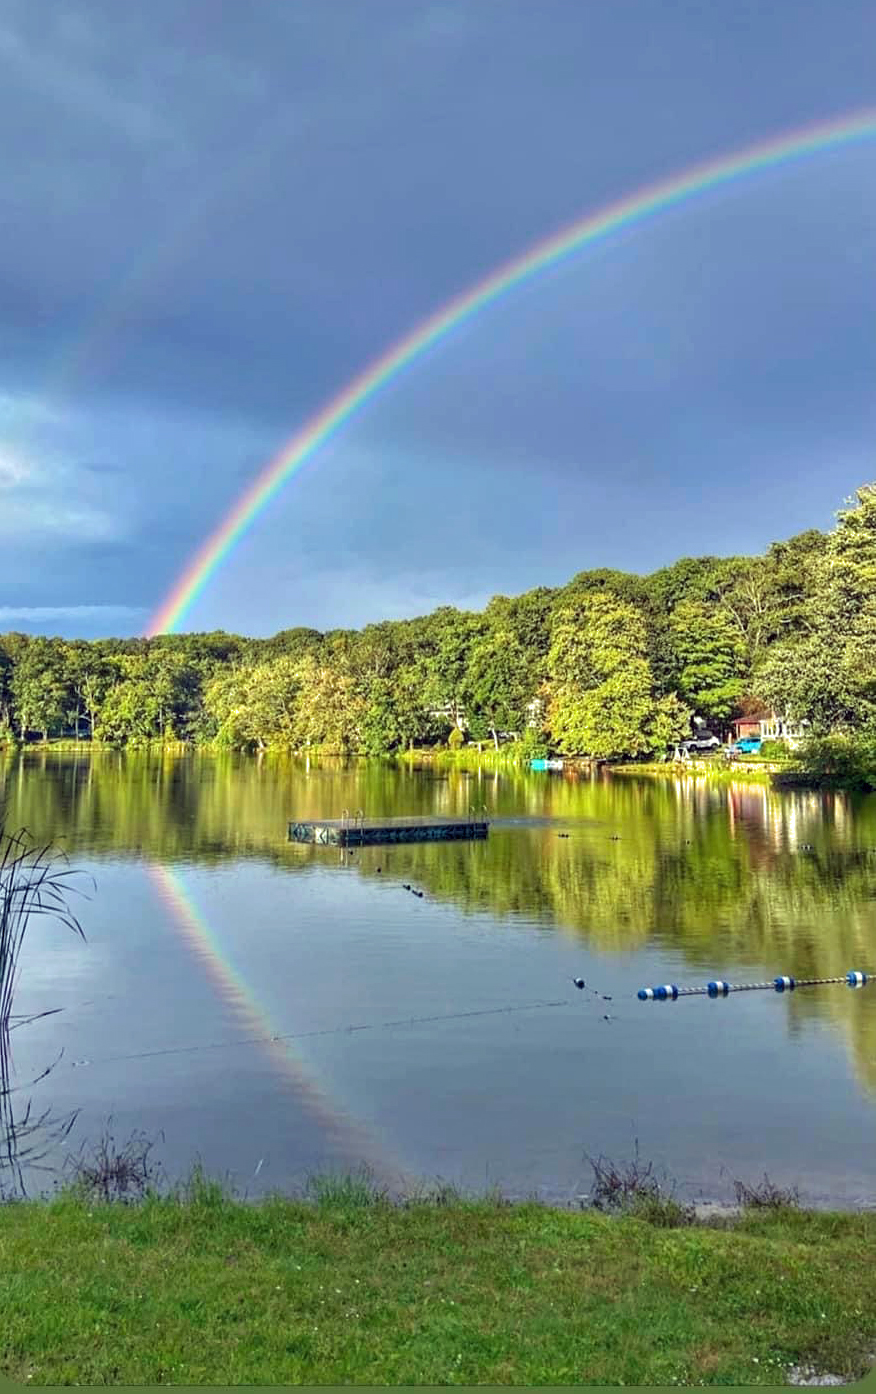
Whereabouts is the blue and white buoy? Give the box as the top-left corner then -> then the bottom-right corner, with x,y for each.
637,968 -> 872,1002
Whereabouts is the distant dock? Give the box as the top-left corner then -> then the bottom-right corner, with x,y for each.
287,813 -> 489,847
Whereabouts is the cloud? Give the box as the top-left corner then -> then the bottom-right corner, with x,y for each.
0,605 -> 146,621
0,440 -> 128,544
0,496 -> 121,543
0,451 -> 30,488
0,391 -> 66,429
0,15 -> 167,145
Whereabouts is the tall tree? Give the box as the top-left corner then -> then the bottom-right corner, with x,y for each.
0,637 -> 17,736
419,607 -> 487,729
463,627 -> 530,749
667,600 -> 745,725
95,656 -> 160,742
291,653 -> 365,754
546,593 -> 689,758
754,485 -> 876,732
359,666 -> 428,754
9,637 -> 69,741
204,658 -> 301,749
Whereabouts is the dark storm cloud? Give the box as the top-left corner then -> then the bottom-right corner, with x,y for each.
0,0 -> 874,637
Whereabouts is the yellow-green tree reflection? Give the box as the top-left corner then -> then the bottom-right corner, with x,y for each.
2,751 -> 874,1091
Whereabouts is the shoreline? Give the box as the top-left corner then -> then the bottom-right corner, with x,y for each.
2,741 -> 864,791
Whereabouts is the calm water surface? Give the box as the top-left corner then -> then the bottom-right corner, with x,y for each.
2,751 -> 875,1208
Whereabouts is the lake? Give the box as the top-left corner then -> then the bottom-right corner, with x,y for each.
1,750 -> 875,1209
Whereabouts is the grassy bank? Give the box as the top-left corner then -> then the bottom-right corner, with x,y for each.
0,738 -> 191,754
1,1173 -> 875,1386
398,747 -> 607,773
399,745 -> 533,770
608,760 -> 776,784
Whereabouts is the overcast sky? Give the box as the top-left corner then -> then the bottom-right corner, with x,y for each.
1,0 -> 874,639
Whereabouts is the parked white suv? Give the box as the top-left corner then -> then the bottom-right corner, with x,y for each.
681,731 -> 721,752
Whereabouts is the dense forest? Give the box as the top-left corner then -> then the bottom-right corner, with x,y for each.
1,482 -> 874,760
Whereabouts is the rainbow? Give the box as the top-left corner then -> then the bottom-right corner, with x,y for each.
147,861 -> 412,1190
146,106 -> 876,637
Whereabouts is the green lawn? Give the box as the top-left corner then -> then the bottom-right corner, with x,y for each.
1,1179 -> 874,1385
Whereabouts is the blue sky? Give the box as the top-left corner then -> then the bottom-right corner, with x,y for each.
1,0 -> 874,639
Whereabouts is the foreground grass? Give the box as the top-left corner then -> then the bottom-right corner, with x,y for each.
1,1175 -> 875,1386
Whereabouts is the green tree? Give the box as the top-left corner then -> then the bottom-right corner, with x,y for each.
753,636 -> 845,735
759,530 -> 827,642
204,658 -> 301,749
645,691 -> 694,753
718,557 -> 780,671
463,627 -> 530,749
546,593 -> 677,758
80,663 -> 114,740
9,637 -> 69,741
550,660 -> 655,759
0,637 -> 17,737
146,651 -> 202,740
359,664 -> 431,754
821,484 -> 876,727
291,653 -> 365,754
419,607 -> 487,730
753,486 -> 876,734
202,665 -> 255,748
95,656 -> 160,743
259,627 -> 323,662
353,622 -> 399,681
668,600 -> 745,725
60,642 -> 118,740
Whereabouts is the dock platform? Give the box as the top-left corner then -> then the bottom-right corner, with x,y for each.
288,814 -> 489,846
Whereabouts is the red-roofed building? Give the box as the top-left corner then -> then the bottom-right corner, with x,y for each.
730,705 -> 810,747
731,714 -> 763,739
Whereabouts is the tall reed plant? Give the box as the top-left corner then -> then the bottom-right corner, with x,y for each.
0,824 -> 89,1195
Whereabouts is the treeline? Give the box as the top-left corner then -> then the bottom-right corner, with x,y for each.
1,482 -> 873,759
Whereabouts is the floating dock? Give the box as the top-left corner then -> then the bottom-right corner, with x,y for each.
288,814 -> 489,847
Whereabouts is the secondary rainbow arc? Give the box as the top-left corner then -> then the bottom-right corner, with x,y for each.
146,106 -> 876,637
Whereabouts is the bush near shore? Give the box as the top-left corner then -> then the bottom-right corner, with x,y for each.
1,1167 -> 874,1387
780,733 -> 876,792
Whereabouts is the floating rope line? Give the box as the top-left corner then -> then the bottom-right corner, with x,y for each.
638,971 -> 871,1001
69,998 -> 571,1070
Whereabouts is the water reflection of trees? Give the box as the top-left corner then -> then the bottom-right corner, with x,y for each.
2,752 -> 875,1090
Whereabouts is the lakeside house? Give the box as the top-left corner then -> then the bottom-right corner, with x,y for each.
731,714 -> 763,740
730,711 -> 811,748
756,714 -> 811,747
426,696 -> 811,752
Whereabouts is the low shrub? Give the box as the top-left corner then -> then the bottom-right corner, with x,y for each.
730,1171 -> 801,1210
582,1140 -> 695,1227
790,732 -> 876,790
63,1118 -> 164,1203
758,738 -> 791,760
